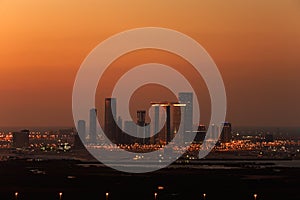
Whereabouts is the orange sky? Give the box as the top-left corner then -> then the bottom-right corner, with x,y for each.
0,0 -> 300,127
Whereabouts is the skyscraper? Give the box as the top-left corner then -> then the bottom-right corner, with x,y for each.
123,120 -> 137,144
151,102 -> 185,144
150,103 -> 171,144
117,116 -> 123,131
211,123 -> 219,141
178,92 -> 193,133
89,108 -> 97,143
165,105 -> 171,143
137,110 -> 146,126
105,98 -> 117,143
117,116 -> 123,144
172,103 -> 186,143
137,110 -> 150,144
151,103 -> 161,144
220,122 -> 232,143
77,120 -> 86,142
137,110 -> 146,141
194,124 -> 206,144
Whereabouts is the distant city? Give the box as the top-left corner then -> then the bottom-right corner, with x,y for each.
0,92 -> 299,162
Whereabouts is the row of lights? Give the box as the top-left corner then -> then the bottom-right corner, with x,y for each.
14,192 -> 63,200
14,192 -> 107,200
14,191 -> 259,199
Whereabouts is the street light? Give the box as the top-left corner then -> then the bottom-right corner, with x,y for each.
154,192 -> 158,200
203,193 -> 206,200
15,192 -> 18,200
59,192 -> 63,200
254,194 -> 258,200
106,192 -> 109,200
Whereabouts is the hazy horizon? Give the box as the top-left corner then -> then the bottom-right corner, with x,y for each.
1,1 -> 299,128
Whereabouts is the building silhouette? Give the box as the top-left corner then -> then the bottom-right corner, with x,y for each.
123,120 -> 137,144
150,102 -> 186,145
194,124 -> 207,144
105,98 -> 117,143
151,105 -> 160,144
137,110 -> 150,144
178,92 -> 193,134
12,129 -> 29,148
137,110 -> 146,142
89,108 -> 97,143
77,120 -> 86,142
210,124 -> 220,142
117,116 -> 123,131
73,132 -> 86,150
171,103 -> 186,143
151,103 -> 170,144
220,122 -> 232,143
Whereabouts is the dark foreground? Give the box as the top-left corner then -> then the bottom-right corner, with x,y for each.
0,158 -> 299,200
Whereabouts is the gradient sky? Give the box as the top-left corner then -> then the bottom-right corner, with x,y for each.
0,0 -> 300,128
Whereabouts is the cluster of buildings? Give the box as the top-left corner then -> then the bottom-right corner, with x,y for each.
77,92 -> 232,146
0,128 -> 83,151
2,92 -> 233,152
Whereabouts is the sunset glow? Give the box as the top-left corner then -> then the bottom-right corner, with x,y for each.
0,0 -> 299,127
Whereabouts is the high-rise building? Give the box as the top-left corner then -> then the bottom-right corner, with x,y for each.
137,110 -> 146,126
165,105 -> 171,143
117,116 -> 123,131
150,103 -> 171,144
12,129 -> 29,148
137,110 -> 146,143
105,98 -> 117,143
123,120 -> 137,144
151,103 -> 161,144
73,132 -> 86,150
178,92 -> 193,133
220,122 -> 232,143
154,105 -> 160,136
77,120 -> 86,142
151,102 -> 186,144
89,108 -> 97,143
194,124 -> 206,143
172,103 -> 186,143
137,110 -> 150,144
212,124 -> 219,140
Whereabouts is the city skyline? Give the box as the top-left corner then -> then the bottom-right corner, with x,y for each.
76,93 -> 232,146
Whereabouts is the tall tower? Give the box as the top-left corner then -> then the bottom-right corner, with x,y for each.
165,105 -> 171,143
151,104 -> 160,144
155,103 -> 171,144
220,122 -> 232,143
178,92 -> 193,133
195,124 -> 206,143
211,123 -> 220,142
105,98 -> 117,143
137,110 -> 146,126
172,103 -> 186,143
179,92 -> 193,144
77,120 -> 86,142
117,116 -> 123,144
137,110 -> 150,144
137,110 -> 146,141
89,108 -> 97,143
123,120 -> 137,144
